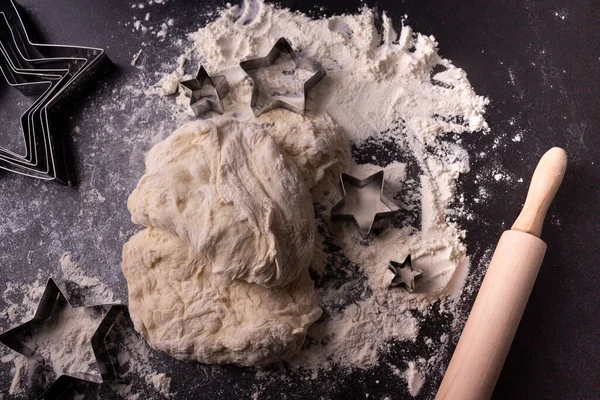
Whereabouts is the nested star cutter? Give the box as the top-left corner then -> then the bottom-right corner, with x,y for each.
331,171 -> 400,238
0,278 -> 125,399
0,0 -> 109,183
240,37 -> 326,117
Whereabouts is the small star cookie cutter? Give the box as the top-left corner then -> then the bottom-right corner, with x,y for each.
0,278 -> 125,399
239,37 -> 326,117
388,255 -> 423,292
331,171 -> 400,238
179,65 -> 229,117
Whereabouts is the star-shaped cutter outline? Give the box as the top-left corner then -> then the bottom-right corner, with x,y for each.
0,0 -> 108,181
0,0 -> 109,183
331,171 -> 400,238
0,278 -> 125,399
179,65 -> 229,117
0,50 -> 69,181
388,255 -> 423,292
239,37 -> 326,117
0,8 -> 98,165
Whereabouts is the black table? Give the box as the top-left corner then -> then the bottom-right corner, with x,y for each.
0,1 -> 598,399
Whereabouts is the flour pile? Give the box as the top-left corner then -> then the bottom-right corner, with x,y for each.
26,300 -> 104,380
0,0 -> 493,397
144,0 -> 489,379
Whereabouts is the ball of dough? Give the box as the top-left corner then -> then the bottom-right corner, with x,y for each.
122,116 -> 350,366
127,119 -> 314,288
122,228 -> 322,366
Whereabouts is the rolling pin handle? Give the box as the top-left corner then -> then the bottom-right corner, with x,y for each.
511,147 -> 567,237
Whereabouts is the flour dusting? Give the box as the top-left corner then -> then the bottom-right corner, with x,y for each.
154,0 -> 488,384
0,0 -> 506,398
26,299 -> 103,380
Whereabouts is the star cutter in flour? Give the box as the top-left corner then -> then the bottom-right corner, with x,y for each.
179,65 -> 229,117
0,278 -> 125,399
388,255 -> 423,292
331,171 -> 400,238
239,37 -> 326,117
0,0 -> 110,184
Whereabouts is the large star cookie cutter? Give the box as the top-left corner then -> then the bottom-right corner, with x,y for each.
0,278 -> 125,399
239,37 -> 325,117
0,0 -> 110,183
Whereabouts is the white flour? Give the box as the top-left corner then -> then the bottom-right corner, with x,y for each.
0,0 -> 499,397
406,359 -> 426,396
26,299 -> 102,380
154,0 -> 488,390
60,253 -> 117,306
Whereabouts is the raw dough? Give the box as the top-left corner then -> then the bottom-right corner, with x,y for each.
127,119 -> 314,287
122,228 -> 321,366
257,111 -> 350,190
123,117 -> 348,365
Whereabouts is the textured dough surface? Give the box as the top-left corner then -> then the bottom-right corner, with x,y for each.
257,111 -> 350,190
127,120 -> 314,287
122,117 -> 348,365
122,228 -> 322,366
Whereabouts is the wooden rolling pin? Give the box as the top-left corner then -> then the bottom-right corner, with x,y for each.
436,147 -> 568,400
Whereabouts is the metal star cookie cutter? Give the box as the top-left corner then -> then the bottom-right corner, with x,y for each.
0,0 -> 108,181
239,37 -> 326,117
331,171 -> 400,238
179,65 -> 229,117
0,51 -> 71,182
0,48 -> 69,181
0,278 -> 125,399
388,255 -> 423,292
0,4 -> 100,75
0,0 -> 109,183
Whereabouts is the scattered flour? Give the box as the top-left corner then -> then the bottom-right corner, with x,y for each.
0,274 -> 47,395
148,372 -> 172,397
155,54 -> 189,96
152,0 -> 489,385
26,298 -> 103,380
0,0 -> 510,398
60,252 -> 117,305
108,321 -> 174,399
0,254 -> 173,399
131,49 -> 144,66
0,351 -> 27,395
405,359 -> 425,396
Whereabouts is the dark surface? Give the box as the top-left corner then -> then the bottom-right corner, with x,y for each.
0,0 -> 598,399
